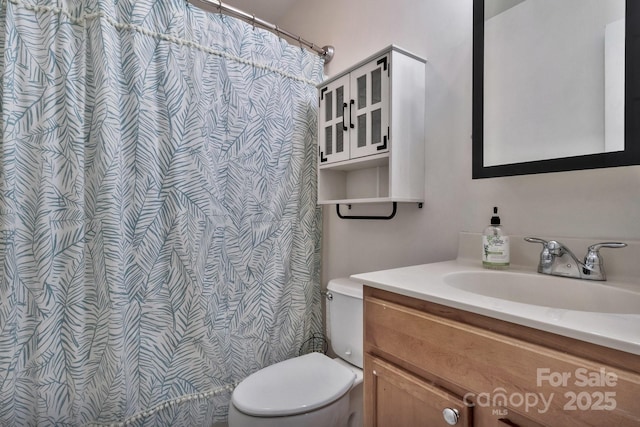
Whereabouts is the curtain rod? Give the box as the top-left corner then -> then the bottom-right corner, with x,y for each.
186,0 -> 335,64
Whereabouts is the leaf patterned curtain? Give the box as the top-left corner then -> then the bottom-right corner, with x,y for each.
0,0 -> 323,425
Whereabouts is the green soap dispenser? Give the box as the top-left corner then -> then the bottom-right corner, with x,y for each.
482,207 -> 510,270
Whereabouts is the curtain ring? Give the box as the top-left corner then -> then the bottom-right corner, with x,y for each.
275,25 -> 280,38
251,14 -> 256,30
297,36 -> 302,49
217,0 -> 222,12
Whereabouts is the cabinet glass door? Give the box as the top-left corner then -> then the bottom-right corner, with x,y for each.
318,75 -> 350,164
350,55 -> 390,159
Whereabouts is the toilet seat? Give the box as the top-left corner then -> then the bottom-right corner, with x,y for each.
231,352 -> 356,417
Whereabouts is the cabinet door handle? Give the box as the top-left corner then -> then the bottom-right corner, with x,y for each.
442,408 -> 460,425
342,102 -> 348,131
349,99 -> 355,129
498,419 -> 519,427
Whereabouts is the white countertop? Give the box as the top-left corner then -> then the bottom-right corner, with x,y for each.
351,258 -> 640,356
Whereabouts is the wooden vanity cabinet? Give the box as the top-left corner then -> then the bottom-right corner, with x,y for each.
363,286 -> 640,427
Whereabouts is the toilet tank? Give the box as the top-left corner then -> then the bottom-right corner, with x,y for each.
326,278 -> 363,369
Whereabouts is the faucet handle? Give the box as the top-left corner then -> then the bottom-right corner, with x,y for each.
587,242 -> 627,252
524,237 -> 553,273
526,237 -> 565,256
524,237 -> 548,246
583,242 -> 626,280
546,240 -> 569,256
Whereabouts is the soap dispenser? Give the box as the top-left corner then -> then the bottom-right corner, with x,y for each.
482,207 -> 510,270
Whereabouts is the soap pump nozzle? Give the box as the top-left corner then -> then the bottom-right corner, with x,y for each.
490,206 -> 501,226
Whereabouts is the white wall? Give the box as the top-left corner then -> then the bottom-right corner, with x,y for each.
278,0 -> 640,285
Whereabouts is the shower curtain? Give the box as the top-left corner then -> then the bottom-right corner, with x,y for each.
0,0 -> 323,425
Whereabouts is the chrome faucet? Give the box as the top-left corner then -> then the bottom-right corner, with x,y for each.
524,237 -> 626,281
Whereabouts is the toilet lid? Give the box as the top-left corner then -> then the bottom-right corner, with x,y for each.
232,352 -> 356,417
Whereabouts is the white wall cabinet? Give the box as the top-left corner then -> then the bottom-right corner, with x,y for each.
317,46 -> 426,205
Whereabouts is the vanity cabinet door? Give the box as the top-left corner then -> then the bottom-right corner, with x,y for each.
365,354 -> 471,427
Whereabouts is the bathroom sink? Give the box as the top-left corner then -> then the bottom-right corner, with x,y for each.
443,270 -> 640,314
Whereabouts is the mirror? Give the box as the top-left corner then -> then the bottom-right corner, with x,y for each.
473,0 -> 640,178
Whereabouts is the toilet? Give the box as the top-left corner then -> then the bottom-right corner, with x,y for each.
228,277 -> 364,427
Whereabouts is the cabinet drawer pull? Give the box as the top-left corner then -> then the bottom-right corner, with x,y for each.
442,407 -> 460,425
498,419 -> 519,426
